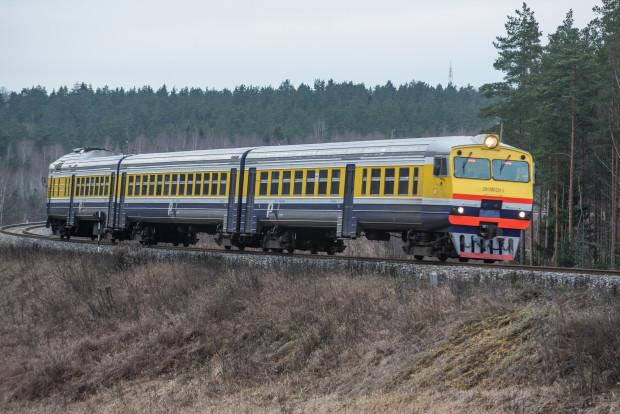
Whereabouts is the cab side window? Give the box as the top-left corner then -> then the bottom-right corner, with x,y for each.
433,157 -> 448,177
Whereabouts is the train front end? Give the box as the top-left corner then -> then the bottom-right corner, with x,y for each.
448,135 -> 533,262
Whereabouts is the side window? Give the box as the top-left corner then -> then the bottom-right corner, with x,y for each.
433,157 -> 448,177
164,174 -> 171,196
330,169 -> 341,196
384,168 -> 395,196
202,173 -> 210,196
398,168 -> 409,196
370,168 -> 381,195
361,169 -> 367,196
156,174 -> 162,196
211,172 -> 219,196
219,172 -> 227,196
179,174 -> 186,196
306,170 -> 316,196
318,170 -> 328,196
135,175 -> 141,196
413,168 -> 419,195
259,171 -> 268,196
293,170 -> 303,195
127,176 -> 134,197
140,175 -> 146,196
170,174 -> 178,196
187,173 -> 194,196
270,171 -> 280,196
282,171 -> 291,196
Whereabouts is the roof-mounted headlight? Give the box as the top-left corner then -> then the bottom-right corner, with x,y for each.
483,134 -> 499,149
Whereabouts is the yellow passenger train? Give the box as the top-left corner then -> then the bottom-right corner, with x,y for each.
46,134 -> 533,262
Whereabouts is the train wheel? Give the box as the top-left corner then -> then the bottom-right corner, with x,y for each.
458,257 -> 469,263
286,247 -> 294,253
414,255 -> 424,261
224,246 -> 231,250
262,248 -> 269,252
237,246 -> 245,251
483,259 -> 496,264
438,254 -> 448,262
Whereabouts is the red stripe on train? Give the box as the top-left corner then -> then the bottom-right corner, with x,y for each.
452,193 -> 533,204
449,215 -> 531,230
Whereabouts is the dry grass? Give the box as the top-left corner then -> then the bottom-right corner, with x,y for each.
0,244 -> 619,413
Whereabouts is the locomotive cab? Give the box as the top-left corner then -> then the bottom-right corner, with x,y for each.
447,134 -> 533,262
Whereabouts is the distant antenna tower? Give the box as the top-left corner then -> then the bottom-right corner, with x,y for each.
449,61 -> 453,85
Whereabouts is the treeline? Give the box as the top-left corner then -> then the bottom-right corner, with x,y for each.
0,78 -> 492,227
480,1 -> 620,268
0,79 -> 490,154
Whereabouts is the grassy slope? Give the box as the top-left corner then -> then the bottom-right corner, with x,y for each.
0,245 -> 619,413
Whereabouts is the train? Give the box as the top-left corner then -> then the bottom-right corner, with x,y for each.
46,134 -> 533,262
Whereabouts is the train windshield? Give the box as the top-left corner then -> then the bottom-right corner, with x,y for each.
492,159 -> 529,182
453,157 -> 491,179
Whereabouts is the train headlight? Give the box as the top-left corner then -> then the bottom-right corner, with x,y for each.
452,206 -> 465,215
483,134 -> 499,149
518,211 -> 527,219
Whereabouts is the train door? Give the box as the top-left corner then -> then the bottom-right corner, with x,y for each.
106,173 -> 116,228
117,173 -> 128,228
243,168 -> 257,234
432,156 -> 450,199
339,164 -> 357,238
67,174 -> 76,227
225,168 -> 238,233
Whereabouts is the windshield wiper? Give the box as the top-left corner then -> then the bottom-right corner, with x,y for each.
462,152 -> 473,173
499,154 -> 511,175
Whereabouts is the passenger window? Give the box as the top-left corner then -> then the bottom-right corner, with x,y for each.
259,171 -> 268,196
187,173 -> 194,196
433,157 -> 448,177
318,170 -> 328,196
413,168 -> 419,195
361,169 -> 367,196
170,174 -> 178,196
282,171 -> 291,196
179,174 -> 186,196
156,175 -> 163,196
211,173 -> 219,196
270,171 -> 280,196
384,168 -> 395,196
80,178 -> 85,197
219,173 -> 227,196
330,169 -> 341,196
127,176 -> 133,197
370,168 -> 381,195
202,173 -> 210,196
398,168 -> 409,195
293,171 -> 303,195
140,175 -> 146,196
194,173 -> 201,196
164,174 -> 171,196
306,170 -> 316,196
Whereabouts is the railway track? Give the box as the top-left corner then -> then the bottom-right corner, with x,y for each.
2,222 -> 620,278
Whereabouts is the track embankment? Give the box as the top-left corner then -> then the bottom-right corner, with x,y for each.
1,223 -> 618,293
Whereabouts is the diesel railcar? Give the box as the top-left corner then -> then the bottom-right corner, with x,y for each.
46,134 -> 533,262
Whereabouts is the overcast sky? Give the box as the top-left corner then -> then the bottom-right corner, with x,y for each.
1,0 -> 601,94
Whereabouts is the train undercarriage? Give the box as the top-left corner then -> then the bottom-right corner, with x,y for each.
48,216 -> 515,263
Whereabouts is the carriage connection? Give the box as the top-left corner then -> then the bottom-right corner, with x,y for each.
46,134 -> 533,262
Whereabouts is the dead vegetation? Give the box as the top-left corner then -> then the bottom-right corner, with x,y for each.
0,244 -> 619,413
